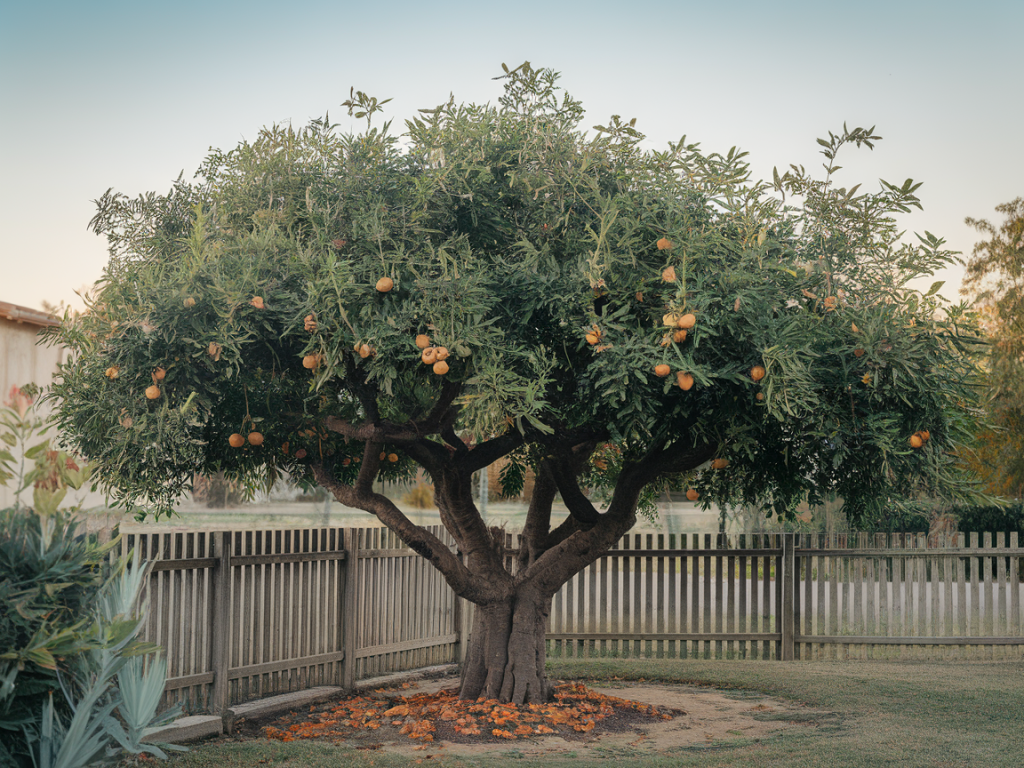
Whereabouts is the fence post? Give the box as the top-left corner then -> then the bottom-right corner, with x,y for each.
340,528 -> 359,690
209,531 -> 231,716
781,532 -> 796,660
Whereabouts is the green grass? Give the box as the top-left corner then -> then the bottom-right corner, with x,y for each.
139,658 -> 1024,768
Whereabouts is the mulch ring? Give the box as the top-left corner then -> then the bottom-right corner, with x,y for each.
241,681 -> 683,749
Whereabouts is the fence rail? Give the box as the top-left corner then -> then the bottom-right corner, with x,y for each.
124,527 -> 1023,715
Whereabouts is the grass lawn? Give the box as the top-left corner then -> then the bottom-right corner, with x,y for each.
145,658 -> 1023,768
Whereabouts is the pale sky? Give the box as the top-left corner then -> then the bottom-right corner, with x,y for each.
2,0 -> 1021,312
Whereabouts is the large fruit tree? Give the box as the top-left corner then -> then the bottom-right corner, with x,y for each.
50,64 -> 983,703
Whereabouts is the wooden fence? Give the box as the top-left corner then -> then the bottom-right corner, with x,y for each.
125,527 -> 1024,715
122,526 -> 459,713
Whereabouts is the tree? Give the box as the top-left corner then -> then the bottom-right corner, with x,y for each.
49,64 -> 984,704
961,198 -> 1024,498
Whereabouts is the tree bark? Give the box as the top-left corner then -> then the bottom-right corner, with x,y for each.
459,586 -> 554,704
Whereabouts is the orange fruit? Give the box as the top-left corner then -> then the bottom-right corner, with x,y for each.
342,457 -> 351,466
228,433 -> 245,448
654,364 -> 671,377
248,432 -> 264,446
711,458 -> 730,469
183,297 -> 196,308
153,367 -> 166,380
380,451 -> 387,461
294,448 -> 307,459
145,385 -> 161,400
105,366 -> 119,379
415,334 -> 431,349
676,371 -> 695,391
435,346 -> 450,361
673,329 -> 687,343
422,347 -> 438,365
661,265 -> 677,282
823,296 -> 838,310
358,344 -> 374,359
388,453 -> 399,463
585,333 -> 600,345
756,392 -> 765,401
862,373 -> 871,384
660,334 -> 671,347
678,313 -> 696,329
375,276 -> 394,293
250,296 -> 265,309
304,314 -> 317,332
686,488 -> 699,501
750,365 -> 766,382
920,430 -> 931,442
657,237 -> 673,250
662,312 -> 681,327
302,354 -> 320,370
909,434 -> 923,448
433,360 -> 450,375
854,348 -> 865,357
635,291 -> 644,302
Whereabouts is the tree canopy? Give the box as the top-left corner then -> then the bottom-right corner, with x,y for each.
961,198 -> 1024,498
48,63 -> 987,702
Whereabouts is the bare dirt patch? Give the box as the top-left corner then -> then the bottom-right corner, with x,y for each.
227,677 -> 831,760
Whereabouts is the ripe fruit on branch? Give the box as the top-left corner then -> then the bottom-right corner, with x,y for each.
676,371 -> 694,391
145,385 -> 161,400
248,432 -> 264,446
433,360 -> 449,375
750,365 -> 766,382
678,314 -> 696,330
358,344 -> 374,359
250,296 -> 265,309
919,430 -> 931,442
661,266 -> 677,282
375,276 -> 394,293
909,434 -> 923,448
153,367 -> 166,381
657,237 -> 673,250
228,433 -> 245,448
654,364 -> 671,377
388,453 -> 399,463
686,488 -> 699,501
415,334 -> 431,349
711,458 -> 729,469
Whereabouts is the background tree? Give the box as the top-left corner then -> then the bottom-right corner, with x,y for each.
961,198 -> 1024,498
49,64 -> 984,704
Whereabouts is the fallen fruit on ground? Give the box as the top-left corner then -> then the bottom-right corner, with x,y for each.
662,312 -> 681,327
854,348 -> 865,357
585,333 -> 599,345
415,334 -> 431,349
673,329 -> 687,343
376,276 -> 394,293
248,432 -> 264,446
183,297 -> 196,308
654,364 -> 671,377
678,313 -> 696,329
676,372 -> 694,391
261,682 -> 675,746
910,434 -> 924,448
433,360 -> 449,375
920,429 -> 931,441
145,385 -> 161,400
304,314 -> 317,332
435,346 -> 450,361
422,347 -> 438,365
661,265 -> 677,282
686,488 -> 699,501
656,237 -> 673,250
250,296 -> 265,309
750,365 -> 766,382
302,354 -> 320,370
105,366 -> 119,379
229,433 -> 245,448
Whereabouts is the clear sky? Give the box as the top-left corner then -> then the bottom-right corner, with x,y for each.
2,0 -> 1020,312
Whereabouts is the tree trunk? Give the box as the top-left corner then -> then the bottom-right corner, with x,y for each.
458,585 -> 553,705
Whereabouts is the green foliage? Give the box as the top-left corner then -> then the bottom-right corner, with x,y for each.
961,198 -> 1024,498
50,63 -> 984,525
0,395 -> 181,767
